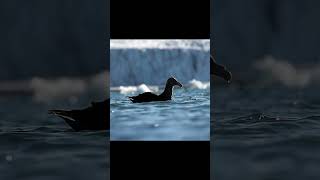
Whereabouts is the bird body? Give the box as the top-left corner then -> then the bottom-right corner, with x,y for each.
49,99 -> 109,131
129,92 -> 160,103
129,77 -> 182,103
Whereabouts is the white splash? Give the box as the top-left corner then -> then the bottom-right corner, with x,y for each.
30,71 -> 109,103
113,84 -> 159,94
119,84 -> 152,94
112,79 -> 210,95
253,56 -> 320,87
111,39 -> 210,51
188,79 -> 210,89
30,77 -> 87,103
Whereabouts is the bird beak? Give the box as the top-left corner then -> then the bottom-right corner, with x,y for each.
223,70 -> 232,83
176,81 -> 183,88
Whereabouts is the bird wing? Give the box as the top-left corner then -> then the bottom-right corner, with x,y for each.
48,110 -> 76,121
129,92 -> 158,102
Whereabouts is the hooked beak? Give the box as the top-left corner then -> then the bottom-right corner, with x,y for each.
176,81 -> 183,88
211,57 -> 232,83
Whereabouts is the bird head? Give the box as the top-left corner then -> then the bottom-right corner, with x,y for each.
168,77 -> 183,87
211,56 -> 232,83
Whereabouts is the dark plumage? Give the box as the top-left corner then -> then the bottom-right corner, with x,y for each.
211,55 -> 232,82
49,99 -> 109,131
129,77 -> 182,103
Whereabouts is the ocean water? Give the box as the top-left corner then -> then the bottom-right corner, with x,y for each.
111,86 -> 210,140
212,85 -> 320,180
0,96 -> 109,180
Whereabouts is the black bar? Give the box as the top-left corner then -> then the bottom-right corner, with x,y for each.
110,0 -> 209,39
110,141 -> 210,179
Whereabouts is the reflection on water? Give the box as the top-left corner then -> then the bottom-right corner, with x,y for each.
111,88 -> 210,140
0,96 -> 109,180
212,85 -> 320,180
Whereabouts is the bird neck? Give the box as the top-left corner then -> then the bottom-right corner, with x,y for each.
160,83 -> 173,100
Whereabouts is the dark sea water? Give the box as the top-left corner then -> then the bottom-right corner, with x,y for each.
0,96 -> 109,180
111,88 -> 210,141
212,85 -> 320,180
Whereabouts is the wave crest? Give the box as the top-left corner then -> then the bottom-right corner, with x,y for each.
254,56 -> 320,87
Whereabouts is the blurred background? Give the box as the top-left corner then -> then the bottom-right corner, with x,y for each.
211,1 -> 320,180
0,1 -> 109,180
0,0 -> 109,103
212,0 -> 320,86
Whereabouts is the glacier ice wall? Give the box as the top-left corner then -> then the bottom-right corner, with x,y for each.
110,48 -> 210,86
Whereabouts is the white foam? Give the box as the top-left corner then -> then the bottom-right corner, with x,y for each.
188,79 -> 210,89
254,56 -> 314,87
30,71 -> 109,103
30,77 -> 87,103
112,80 -> 210,95
110,39 -> 210,51
118,86 -> 137,94
114,84 -> 159,94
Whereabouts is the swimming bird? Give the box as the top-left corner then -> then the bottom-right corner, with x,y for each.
128,77 -> 182,103
49,99 -> 109,131
211,55 -> 232,82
